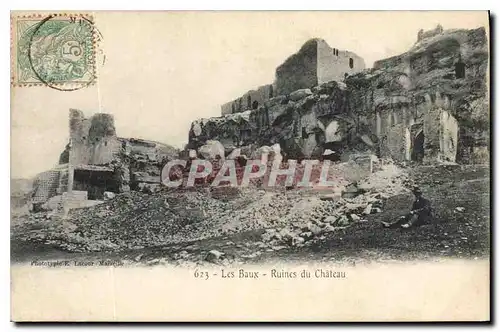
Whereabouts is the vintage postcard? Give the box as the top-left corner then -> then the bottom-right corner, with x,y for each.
10,11 -> 490,321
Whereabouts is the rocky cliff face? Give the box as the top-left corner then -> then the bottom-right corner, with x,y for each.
356,26 -> 489,163
189,27 -> 489,164
118,138 -> 179,193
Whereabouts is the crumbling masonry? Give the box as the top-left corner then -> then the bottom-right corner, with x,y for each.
189,26 -> 489,165
32,110 -> 178,210
220,38 -> 365,116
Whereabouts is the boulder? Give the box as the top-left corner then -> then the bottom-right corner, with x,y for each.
198,140 -> 225,160
342,182 -> 364,198
278,228 -> 294,243
289,88 -> 313,102
291,236 -> 305,247
300,231 -> 314,241
264,95 -> 288,108
253,144 -> 283,165
308,223 -> 323,236
103,192 -> 116,200
323,224 -> 336,233
345,202 -> 365,213
335,215 -> 350,227
350,214 -> 361,222
316,81 -> 339,95
205,250 -> 225,263
324,216 -> 337,224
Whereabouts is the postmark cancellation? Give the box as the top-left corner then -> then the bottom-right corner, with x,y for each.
11,13 -> 99,89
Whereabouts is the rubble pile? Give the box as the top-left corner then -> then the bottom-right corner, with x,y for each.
11,213 -> 120,252
258,161 -> 410,248
13,189 -> 295,252
66,190 -> 230,251
12,159 -> 409,253
357,161 -> 410,197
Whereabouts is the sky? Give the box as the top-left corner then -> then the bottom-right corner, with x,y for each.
11,11 -> 488,179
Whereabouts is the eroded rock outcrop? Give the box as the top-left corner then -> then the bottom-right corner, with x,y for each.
188,26 -> 489,165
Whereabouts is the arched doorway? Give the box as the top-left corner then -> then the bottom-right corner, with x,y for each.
455,59 -> 465,79
411,130 -> 425,162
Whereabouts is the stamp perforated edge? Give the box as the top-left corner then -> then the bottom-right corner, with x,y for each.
10,12 -> 101,88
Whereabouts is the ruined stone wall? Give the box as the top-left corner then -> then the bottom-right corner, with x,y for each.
32,169 -> 61,203
31,165 -> 69,204
417,25 -> 444,42
249,84 -> 275,109
220,101 -> 234,116
221,39 -> 365,116
316,39 -> 365,85
221,84 -> 275,115
191,27 -> 489,165
65,110 -> 179,196
385,123 -> 408,161
346,27 -> 488,164
69,109 -> 121,166
275,39 -> 318,96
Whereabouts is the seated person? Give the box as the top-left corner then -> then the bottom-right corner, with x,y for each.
382,186 -> 432,229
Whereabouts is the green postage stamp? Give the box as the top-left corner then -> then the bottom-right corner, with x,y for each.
11,13 -> 98,89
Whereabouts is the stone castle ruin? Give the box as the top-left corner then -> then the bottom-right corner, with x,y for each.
221,38 -> 365,116
189,26 -> 489,165
31,110 -> 178,212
